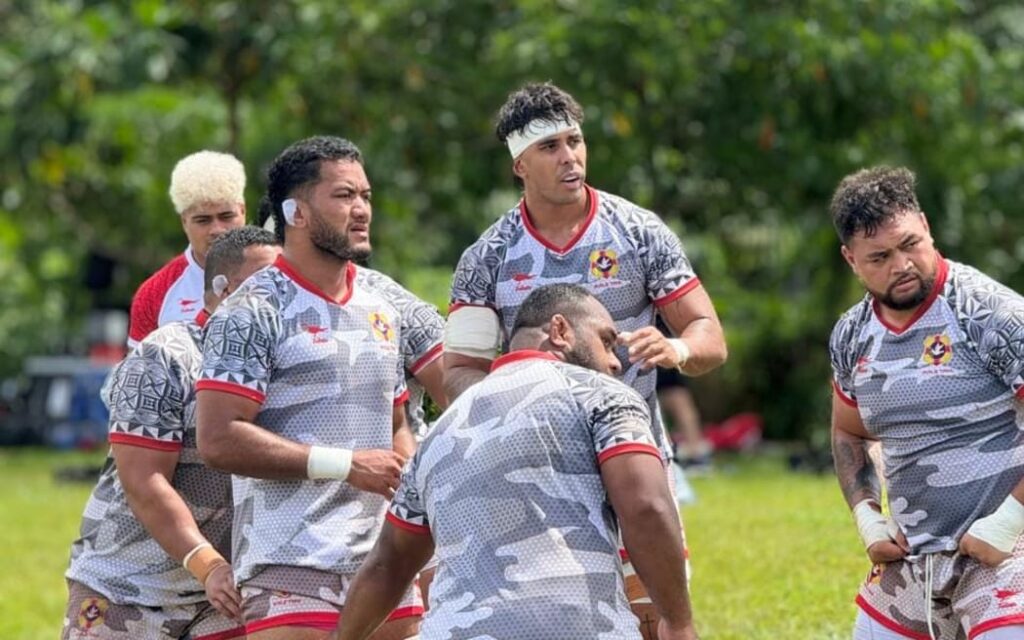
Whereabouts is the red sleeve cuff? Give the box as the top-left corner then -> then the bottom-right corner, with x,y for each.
653,278 -> 701,308
109,432 -> 183,452
196,380 -> 266,405
409,343 -> 444,375
394,389 -> 411,406
832,380 -> 858,407
386,511 -> 431,535
597,442 -> 663,465
448,302 -> 496,314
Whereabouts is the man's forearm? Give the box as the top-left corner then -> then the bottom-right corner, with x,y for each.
677,317 -> 727,377
393,423 -> 417,459
336,537 -> 426,640
200,418 -> 311,479
832,424 -> 881,508
123,475 -> 209,562
620,499 -> 693,628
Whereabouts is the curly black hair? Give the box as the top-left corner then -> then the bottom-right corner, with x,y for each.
263,136 -> 363,242
495,82 -> 585,144
830,166 -> 921,245
512,283 -> 596,334
204,226 -> 279,292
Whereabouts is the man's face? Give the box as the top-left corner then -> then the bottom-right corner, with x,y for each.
182,201 -> 246,262
514,128 -> 587,208
841,211 -> 938,311
562,299 -> 622,376
300,160 -> 372,262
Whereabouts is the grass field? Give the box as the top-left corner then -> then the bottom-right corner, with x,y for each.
0,449 -> 867,639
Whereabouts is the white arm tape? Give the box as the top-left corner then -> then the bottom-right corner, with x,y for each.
966,494 -> 1024,553
668,338 -> 690,367
444,306 -> 501,359
307,446 -> 353,480
853,500 -> 900,549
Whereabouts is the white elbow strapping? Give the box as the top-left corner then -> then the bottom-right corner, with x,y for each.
444,306 -> 501,359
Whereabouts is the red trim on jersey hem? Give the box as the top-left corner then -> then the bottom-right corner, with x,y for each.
447,302 -> 496,314
394,389 -> 411,406
653,278 -> 702,308
196,380 -> 266,404
969,613 -> 1024,639
1015,386 -> 1024,400
387,605 -> 425,620
108,433 -> 182,452
871,255 -> 948,335
194,309 -> 210,328
387,512 -> 432,535
410,343 -> 444,375
490,350 -> 561,372
832,380 -> 858,407
856,595 -> 932,640
274,256 -> 357,305
598,443 -> 663,464
192,627 -> 246,640
519,185 -> 599,254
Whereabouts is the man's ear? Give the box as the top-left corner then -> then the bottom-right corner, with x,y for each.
512,157 -> 527,181
840,244 -> 859,275
548,314 -> 574,351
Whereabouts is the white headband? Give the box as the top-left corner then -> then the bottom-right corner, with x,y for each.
281,198 -> 297,225
506,119 -> 582,159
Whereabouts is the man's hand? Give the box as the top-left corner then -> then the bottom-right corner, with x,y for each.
658,619 -> 699,640
960,532 -> 1012,567
204,563 -> 242,622
348,449 -> 406,497
618,327 -> 680,371
867,529 -> 910,564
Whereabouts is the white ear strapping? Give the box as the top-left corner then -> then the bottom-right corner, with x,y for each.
282,198 -> 297,225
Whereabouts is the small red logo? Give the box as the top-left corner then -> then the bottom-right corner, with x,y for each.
511,273 -> 535,282
179,298 -> 199,307
856,357 -> 871,374
303,325 -> 329,344
996,588 -> 1019,608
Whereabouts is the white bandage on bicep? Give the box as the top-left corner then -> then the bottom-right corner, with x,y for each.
966,495 -> 1024,553
506,119 -> 582,159
444,306 -> 501,359
853,500 -> 900,549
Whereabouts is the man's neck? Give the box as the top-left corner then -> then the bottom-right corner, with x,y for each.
522,188 -> 590,247
190,247 -> 206,269
283,244 -> 351,302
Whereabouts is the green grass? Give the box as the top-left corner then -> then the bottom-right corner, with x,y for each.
0,449 -> 868,639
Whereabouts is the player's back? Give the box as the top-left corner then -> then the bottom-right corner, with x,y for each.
397,352 -> 654,639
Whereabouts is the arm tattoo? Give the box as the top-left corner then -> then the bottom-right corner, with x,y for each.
832,426 -> 881,508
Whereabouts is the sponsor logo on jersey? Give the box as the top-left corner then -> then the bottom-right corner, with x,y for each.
512,272 -> 536,292
589,249 -> 620,279
922,334 -> 953,366
856,356 -> 871,374
179,298 -> 199,307
370,311 -> 395,342
303,324 -> 330,344
865,564 -> 884,586
78,597 -> 108,630
996,588 -> 1020,609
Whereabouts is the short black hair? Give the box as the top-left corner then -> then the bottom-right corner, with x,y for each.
264,136 -> 363,242
495,82 -> 585,144
204,226 -> 278,292
512,283 -> 597,334
830,166 -> 921,245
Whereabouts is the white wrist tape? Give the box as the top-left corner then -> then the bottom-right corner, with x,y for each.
506,119 -> 582,159
966,495 -> 1024,553
445,306 -> 501,359
182,542 -> 212,570
853,500 -> 900,549
307,446 -> 353,480
668,338 -> 690,367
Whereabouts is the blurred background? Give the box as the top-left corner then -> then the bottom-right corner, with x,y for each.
1,2 -> 1023,636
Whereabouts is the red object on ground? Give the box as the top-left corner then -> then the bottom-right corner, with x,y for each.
703,412 -> 763,451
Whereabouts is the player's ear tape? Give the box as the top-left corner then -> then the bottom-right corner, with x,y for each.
282,198 -> 298,225
212,274 -> 229,297
183,542 -> 230,585
852,500 -> 901,550
965,494 -> 1024,553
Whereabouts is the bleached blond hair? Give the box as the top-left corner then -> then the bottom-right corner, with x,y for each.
168,150 -> 246,215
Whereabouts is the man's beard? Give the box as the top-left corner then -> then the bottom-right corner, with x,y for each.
563,340 -> 613,376
309,210 -> 371,263
874,273 -> 934,311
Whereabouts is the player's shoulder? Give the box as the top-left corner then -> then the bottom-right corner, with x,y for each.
356,266 -> 420,307
122,320 -> 201,376
552,360 -> 648,406
461,202 -> 523,257
830,295 -> 873,349
945,259 -> 1021,305
217,264 -> 285,315
133,253 -> 190,301
594,188 -> 673,243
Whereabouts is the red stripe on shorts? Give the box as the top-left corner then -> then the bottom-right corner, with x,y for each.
245,611 -> 339,634
969,613 -> 1024,639
855,595 -> 932,640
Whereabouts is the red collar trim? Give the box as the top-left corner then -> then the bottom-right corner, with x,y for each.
195,309 -> 210,328
519,185 -> 598,254
490,350 -> 561,372
274,255 -> 357,305
872,254 -> 948,335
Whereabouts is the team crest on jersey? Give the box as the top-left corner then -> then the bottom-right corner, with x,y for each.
865,564 -> 884,586
589,249 -> 620,279
77,597 -> 108,630
922,334 -> 953,366
369,311 -> 395,342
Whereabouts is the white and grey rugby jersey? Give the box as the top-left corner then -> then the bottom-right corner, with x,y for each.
356,266 -> 444,439
450,186 -> 699,457
830,257 -> 1024,553
388,351 -> 662,640
197,256 -> 407,581
67,312 -> 234,606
